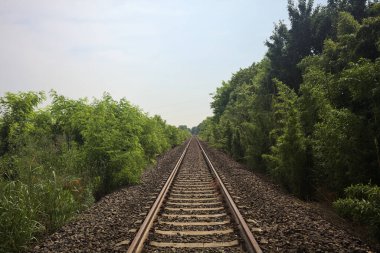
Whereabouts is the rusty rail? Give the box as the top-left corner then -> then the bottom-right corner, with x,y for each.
127,138 -> 192,253
196,138 -> 262,253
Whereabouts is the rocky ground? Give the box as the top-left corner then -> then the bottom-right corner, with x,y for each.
144,139 -> 242,252
201,141 -> 376,252
29,139 -> 376,252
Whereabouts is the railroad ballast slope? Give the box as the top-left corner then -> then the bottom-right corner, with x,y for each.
200,141 -> 374,252
30,139 -> 374,252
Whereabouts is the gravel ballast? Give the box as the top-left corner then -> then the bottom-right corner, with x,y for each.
201,141 -> 375,252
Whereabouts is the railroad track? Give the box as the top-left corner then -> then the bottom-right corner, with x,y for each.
127,137 -> 262,252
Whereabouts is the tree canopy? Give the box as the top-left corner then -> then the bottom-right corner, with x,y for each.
199,0 -> 380,201
0,91 -> 189,252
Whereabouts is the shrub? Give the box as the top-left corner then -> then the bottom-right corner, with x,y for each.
0,181 -> 41,252
333,184 -> 380,238
0,91 -> 189,251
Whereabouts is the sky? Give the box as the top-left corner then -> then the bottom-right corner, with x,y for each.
0,0 -> 327,127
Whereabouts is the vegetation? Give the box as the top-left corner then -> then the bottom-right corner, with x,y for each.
0,91 -> 189,252
334,184 -> 380,236
198,0 -> 380,239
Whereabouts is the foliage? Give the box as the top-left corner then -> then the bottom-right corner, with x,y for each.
0,181 -> 41,252
263,80 -> 309,197
0,91 -> 189,252
334,184 -> 380,238
313,108 -> 366,192
199,0 -> 380,207
337,11 -> 360,36
0,91 -> 45,156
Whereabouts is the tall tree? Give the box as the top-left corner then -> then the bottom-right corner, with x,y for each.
287,0 -> 315,90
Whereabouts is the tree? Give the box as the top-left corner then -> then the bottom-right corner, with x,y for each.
265,22 -> 292,87
202,0 -> 380,203
286,0 -> 315,89
0,91 -> 45,155
355,15 -> 380,59
263,80 -> 309,198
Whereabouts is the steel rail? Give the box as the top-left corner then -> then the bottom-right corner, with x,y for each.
127,138 -> 192,253
196,137 -> 263,253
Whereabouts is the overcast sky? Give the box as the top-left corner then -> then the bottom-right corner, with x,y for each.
0,0 -> 326,127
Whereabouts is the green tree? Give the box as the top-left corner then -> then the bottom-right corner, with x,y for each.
263,80 -> 309,197
0,90 -> 189,252
286,0 -> 315,90
0,91 -> 45,156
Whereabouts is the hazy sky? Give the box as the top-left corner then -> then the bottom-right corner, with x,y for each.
0,0 -> 326,127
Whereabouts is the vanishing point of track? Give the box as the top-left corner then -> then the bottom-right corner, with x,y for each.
127,137 -> 262,252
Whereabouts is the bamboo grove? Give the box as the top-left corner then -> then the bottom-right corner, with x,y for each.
196,0 -> 380,239
0,91 -> 189,252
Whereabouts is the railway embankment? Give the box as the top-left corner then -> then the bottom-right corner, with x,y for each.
30,139 -> 374,252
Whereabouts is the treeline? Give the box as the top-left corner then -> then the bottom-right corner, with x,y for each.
198,0 -> 380,237
0,91 -> 189,252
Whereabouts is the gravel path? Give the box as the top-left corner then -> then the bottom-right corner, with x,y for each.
30,139 -> 376,252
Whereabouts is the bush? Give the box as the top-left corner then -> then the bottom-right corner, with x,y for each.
36,172 -> 82,232
333,184 -> 380,238
0,91 -> 190,252
0,181 -> 41,252
0,170 -> 93,252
